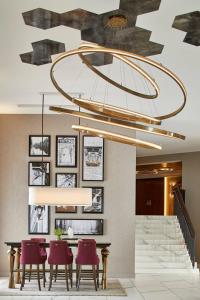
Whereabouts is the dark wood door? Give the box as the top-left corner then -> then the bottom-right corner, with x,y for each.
136,178 -> 164,215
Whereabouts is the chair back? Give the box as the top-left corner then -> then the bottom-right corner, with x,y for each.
31,238 -> 47,256
48,240 -> 72,265
20,240 -> 42,264
76,239 -> 99,265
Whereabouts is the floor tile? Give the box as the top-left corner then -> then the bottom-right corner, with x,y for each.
53,297 -> 69,300
170,287 -> 200,299
68,297 -> 106,300
162,280 -> 198,289
126,287 -> 144,300
142,290 -> 180,300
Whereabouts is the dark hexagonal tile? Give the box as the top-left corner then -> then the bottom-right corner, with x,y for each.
172,11 -> 200,46
61,8 -> 98,30
22,8 -> 60,29
82,53 -> 113,66
20,39 -> 65,66
119,0 -> 161,16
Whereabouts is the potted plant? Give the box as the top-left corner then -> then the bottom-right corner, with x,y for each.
54,228 -> 64,240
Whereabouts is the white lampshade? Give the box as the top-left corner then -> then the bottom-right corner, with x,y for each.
29,187 -> 92,206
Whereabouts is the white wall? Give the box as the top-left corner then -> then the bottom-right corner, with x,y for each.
0,114 -> 136,277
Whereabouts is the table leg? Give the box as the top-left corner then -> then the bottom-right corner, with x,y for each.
7,247 -> 16,288
101,247 -> 109,289
15,247 -> 21,284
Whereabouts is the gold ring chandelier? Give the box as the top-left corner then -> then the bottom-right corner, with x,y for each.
50,43 -> 187,150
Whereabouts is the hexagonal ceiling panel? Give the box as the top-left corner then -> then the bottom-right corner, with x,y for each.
172,11 -> 200,46
20,39 -> 65,66
21,0 -> 164,66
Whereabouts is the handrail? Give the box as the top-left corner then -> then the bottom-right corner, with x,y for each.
173,185 -> 195,267
173,186 -> 195,238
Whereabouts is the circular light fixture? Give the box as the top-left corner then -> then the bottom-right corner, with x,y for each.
50,43 -> 187,121
50,43 -> 186,149
78,46 -> 159,99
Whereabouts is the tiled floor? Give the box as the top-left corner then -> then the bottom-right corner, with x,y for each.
1,273 -> 200,299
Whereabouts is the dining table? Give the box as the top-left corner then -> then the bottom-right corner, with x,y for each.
4,241 -> 111,290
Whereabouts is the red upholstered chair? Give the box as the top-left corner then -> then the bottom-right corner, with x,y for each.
48,240 -> 73,291
20,240 -> 46,291
29,238 -> 47,283
75,239 -> 100,291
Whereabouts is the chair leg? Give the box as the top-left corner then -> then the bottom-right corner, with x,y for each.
65,265 -> 69,291
97,264 -> 99,288
42,263 -> 46,288
70,264 -> 73,288
76,265 -> 81,290
29,264 -> 32,282
54,264 -> 58,282
37,264 -> 41,291
48,264 -> 53,291
76,264 -> 78,288
92,265 -> 97,291
20,265 -> 25,290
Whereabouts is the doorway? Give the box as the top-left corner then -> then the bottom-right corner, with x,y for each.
136,178 -> 164,215
136,161 -> 182,215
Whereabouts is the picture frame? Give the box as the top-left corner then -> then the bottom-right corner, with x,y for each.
55,173 -> 77,214
28,205 -> 50,234
29,135 -> 51,157
56,135 -> 77,167
55,219 -> 104,235
28,161 -> 50,186
82,187 -> 104,214
55,173 -> 77,188
82,136 -> 104,181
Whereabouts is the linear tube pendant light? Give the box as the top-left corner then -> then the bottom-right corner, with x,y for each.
49,106 -> 185,140
72,125 -> 162,150
29,187 -> 92,206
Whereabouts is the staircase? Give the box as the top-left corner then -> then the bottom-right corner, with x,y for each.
135,215 -> 199,274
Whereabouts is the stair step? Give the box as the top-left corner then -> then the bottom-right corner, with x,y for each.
136,250 -> 188,256
136,220 -> 178,225
136,262 -> 193,269
136,239 -> 185,245
136,216 -> 177,220
136,234 -> 183,239
136,256 -> 191,263
135,268 -> 199,274
136,227 -> 181,233
136,244 -> 186,250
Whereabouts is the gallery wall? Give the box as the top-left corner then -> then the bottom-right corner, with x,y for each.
137,152 -> 200,263
0,114 -> 136,278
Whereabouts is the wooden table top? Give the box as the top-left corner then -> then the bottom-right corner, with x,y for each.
5,241 -> 111,248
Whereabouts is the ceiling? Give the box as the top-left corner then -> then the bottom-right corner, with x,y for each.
0,0 -> 200,157
136,161 -> 182,179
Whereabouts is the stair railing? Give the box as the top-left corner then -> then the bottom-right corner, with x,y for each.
173,185 -> 195,267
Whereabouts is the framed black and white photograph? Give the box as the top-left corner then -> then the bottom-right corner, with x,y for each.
28,205 -> 50,234
55,173 -> 77,188
29,135 -> 51,157
55,219 -> 103,235
56,136 -> 77,167
82,187 -> 104,214
28,162 -> 50,186
82,136 -> 104,181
